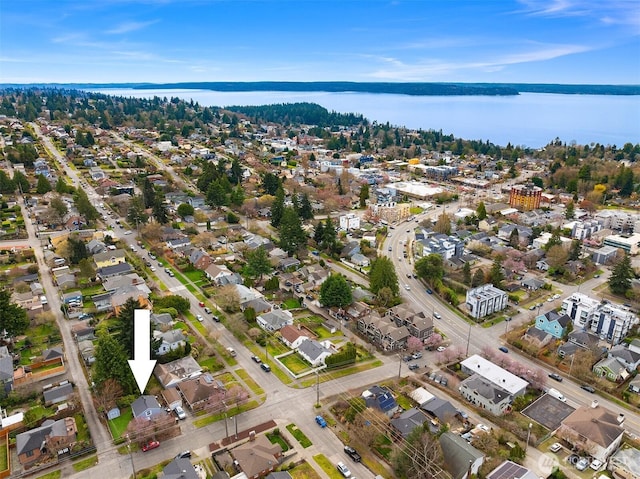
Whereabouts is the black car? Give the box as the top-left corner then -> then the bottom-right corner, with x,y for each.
548,373 -> 563,382
344,445 -> 361,462
580,384 -> 596,393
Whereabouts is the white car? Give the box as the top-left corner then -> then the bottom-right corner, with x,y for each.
433,312 -> 442,319
589,459 -> 603,471
549,443 -> 562,453
174,406 -> 186,420
124,230 -> 132,235
436,346 -> 446,352
150,266 -> 156,272
404,284 -> 411,291
196,314 -> 203,322
336,462 -> 351,478
576,458 -> 589,471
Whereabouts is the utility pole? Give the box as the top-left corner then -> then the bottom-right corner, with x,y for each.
316,371 -> 320,407
466,323 -> 471,356
126,435 -> 136,479
398,353 -> 402,379
525,423 -> 533,453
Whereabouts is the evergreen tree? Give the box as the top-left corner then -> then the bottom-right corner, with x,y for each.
462,261 -> 471,286
36,174 -> 51,194
93,333 -> 137,395
0,171 -> 15,194
568,240 -> 581,261
13,170 -> 30,193
0,288 -> 29,336
472,268 -> 485,287
509,228 -> 520,248
320,274 -> 353,307
68,235 -> 89,264
230,184 -> 245,206
278,207 -> 307,256
369,256 -> 399,297
314,221 -> 325,245
299,192 -> 314,220
206,180 -> 229,208
415,254 -> 444,285
127,195 -> 149,226
359,184 -> 370,208
322,216 -> 338,253
152,194 -> 169,224
565,201 -> 575,219
270,187 -> 285,228
476,201 -> 487,220
230,158 -> 243,185
142,177 -> 156,208
55,177 -> 70,194
609,254 -> 634,295
112,297 -> 140,358
177,203 -> 195,219
262,172 -> 280,196
488,258 -> 505,287
245,246 -> 272,281
74,188 -> 99,221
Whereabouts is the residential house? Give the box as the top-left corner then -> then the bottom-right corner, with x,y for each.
102,273 -> 147,292
607,345 -> 640,372
362,385 -> 399,417
177,374 -> 226,410
593,357 -> 630,382
458,374 -> 513,415
162,457 -> 199,479
386,304 -> 434,341
350,253 -> 370,267
478,217 -> 498,232
297,339 -> 332,367
256,309 -> 293,332
131,395 -> 165,420
86,239 -> 105,255
497,224 -> 532,245
592,245 -> 619,265
465,284 -> 508,319
97,262 -> 133,279
189,249 -> 212,271
155,329 -> 187,356
93,249 -> 126,268
166,237 -> 191,250
535,311 -> 571,339
460,355 -> 528,397
16,417 -> 77,466
628,376 -> 640,394
154,356 -> 203,388
439,432 -> 484,479
357,311 -> 411,351
278,257 -> 301,271
71,322 -> 95,342
421,397 -> 458,424
78,340 -> 95,365
390,407 -> 429,438
0,346 -> 14,395
43,383 -> 74,406
204,264 -> 239,285
523,327 -> 553,348
487,461 -> 538,479
608,446 -> 640,479
161,388 -> 182,412
279,325 -> 311,349
520,277 -> 545,291
232,435 -> 282,478
150,312 -> 174,327
558,402 -> 625,462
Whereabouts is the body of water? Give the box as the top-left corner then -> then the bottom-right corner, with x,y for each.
92,88 -> 640,149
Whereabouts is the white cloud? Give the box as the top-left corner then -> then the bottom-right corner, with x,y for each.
105,20 -> 158,35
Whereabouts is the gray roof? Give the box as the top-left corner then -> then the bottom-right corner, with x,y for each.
609,345 -> 640,364
390,407 -> 428,438
97,262 -> 133,277
162,457 -> 199,479
461,375 -> 512,404
16,418 -> 70,455
610,447 -> 640,476
93,249 -> 125,264
440,432 -> 484,479
258,310 -> 292,329
298,339 -> 331,361
43,383 -> 73,404
0,346 -> 14,382
160,329 -> 186,344
421,397 -> 457,423
131,395 -> 162,418
151,312 -> 173,325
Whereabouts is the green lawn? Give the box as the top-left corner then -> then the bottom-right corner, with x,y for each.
34,472 -> 61,479
312,454 -> 343,479
234,369 -> 264,395
0,437 -> 7,472
74,413 -> 90,442
183,269 -> 205,284
108,408 -> 132,439
312,325 -> 342,339
280,354 -> 313,375
290,461 -> 322,479
282,298 -> 301,309
198,356 -> 225,373
300,359 -> 383,387
72,455 -> 98,472
266,430 -> 290,451
286,423 -> 312,448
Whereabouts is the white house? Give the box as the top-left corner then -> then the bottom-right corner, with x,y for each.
339,213 -> 360,231
256,309 -> 293,332
298,339 -> 332,367
155,329 -> 187,356
465,284 -> 507,319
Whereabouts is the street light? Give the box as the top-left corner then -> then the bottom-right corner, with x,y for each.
525,423 -> 533,453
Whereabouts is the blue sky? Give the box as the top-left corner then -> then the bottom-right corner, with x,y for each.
1,0 -> 639,84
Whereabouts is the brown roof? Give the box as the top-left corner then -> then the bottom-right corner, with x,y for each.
232,435 -> 282,477
178,375 -> 226,408
280,325 -> 307,344
561,405 -> 625,448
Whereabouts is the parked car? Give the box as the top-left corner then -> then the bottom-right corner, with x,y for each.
142,440 -> 160,452
251,355 -> 262,364
315,415 -> 327,427
196,314 -> 203,322
411,352 -> 422,359
426,288 -> 433,294
548,373 -> 563,382
549,443 -> 562,453
344,445 -> 361,462
408,363 -> 419,371
433,312 -> 442,319
260,363 -> 271,372
336,462 -> 352,478
499,346 -> 509,353
580,384 -> 596,393
440,377 -> 448,386
175,450 -> 191,459
576,458 -> 589,471
403,355 -> 412,362
198,301 -> 205,307
174,406 -> 186,420
590,459 -> 603,471
437,346 -> 446,352
204,307 -> 212,314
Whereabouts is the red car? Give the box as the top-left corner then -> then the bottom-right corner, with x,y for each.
198,301 -> 205,307
142,440 -> 160,452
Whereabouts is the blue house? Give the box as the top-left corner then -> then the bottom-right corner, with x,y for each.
362,385 -> 399,417
131,395 -> 164,420
535,311 -> 571,339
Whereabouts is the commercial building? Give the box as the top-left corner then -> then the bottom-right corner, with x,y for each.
603,233 -> 640,255
465,284 -> 508,319
509,184 -> 542,211
339,213 -> 360,231
460,355 -> 528,397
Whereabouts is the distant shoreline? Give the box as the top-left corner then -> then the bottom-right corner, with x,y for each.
2,82 -> 639,96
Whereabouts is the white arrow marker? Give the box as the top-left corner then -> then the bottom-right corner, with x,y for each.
128,309 -> 157,393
